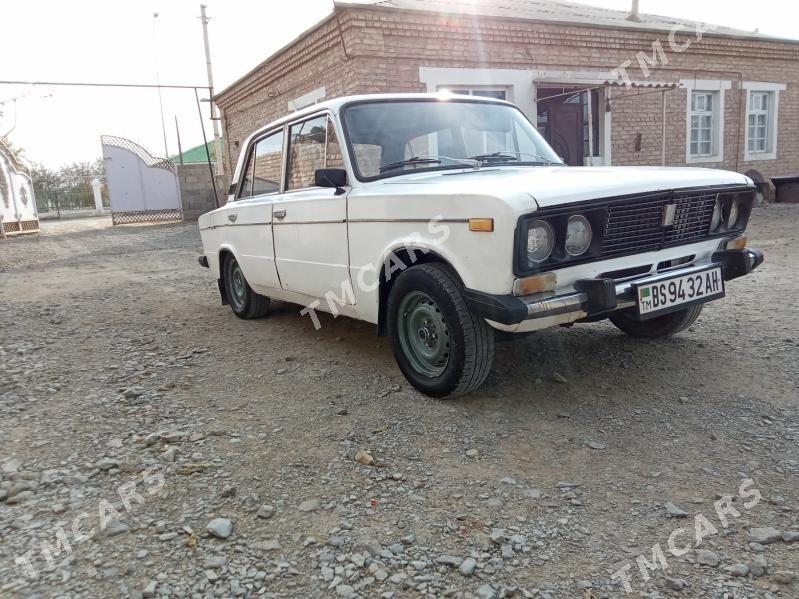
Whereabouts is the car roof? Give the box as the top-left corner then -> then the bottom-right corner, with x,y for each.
242,92 -> 513,145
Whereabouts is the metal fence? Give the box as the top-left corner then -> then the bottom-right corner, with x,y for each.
35,185 -> 110,218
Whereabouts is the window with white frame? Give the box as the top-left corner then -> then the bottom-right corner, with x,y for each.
440,87 -> 508,100
681,79 -> 730,164
747,92 -> 769,153
742,82 -> 784,161
689,92 -> 716,158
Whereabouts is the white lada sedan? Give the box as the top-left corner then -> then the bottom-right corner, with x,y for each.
198,93 -> 763,398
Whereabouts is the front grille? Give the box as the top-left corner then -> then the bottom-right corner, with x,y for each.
514,185 -> 755,277
602,192 -> 717,257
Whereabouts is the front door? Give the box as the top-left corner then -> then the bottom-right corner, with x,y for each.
272,114 -> 353,302
548,103 -> 583,167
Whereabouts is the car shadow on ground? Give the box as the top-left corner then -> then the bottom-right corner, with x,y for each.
254,298 -> 716,410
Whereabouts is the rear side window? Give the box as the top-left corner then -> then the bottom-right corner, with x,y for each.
252,130 -> 284,196
286,115 -> 342,191
237,129 -> 284,199
238,150 -> 255,199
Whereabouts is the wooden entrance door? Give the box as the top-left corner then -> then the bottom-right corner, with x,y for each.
548,103 -> 584,166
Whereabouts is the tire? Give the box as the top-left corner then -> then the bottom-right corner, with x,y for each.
387,263 -> 495,398
609,304 -> 703,339
223,254 -> 270,319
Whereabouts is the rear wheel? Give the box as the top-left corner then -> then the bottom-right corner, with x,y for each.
387,264 -> 494,398
609,305 -> 703,338
223,254 -> 270,319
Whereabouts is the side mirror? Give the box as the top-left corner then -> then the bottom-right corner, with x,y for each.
315,168 -> 348,195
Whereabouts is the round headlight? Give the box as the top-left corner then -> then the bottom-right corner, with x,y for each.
710,199 -> 722,232
565,215 -> 593,256
527,220 -> 554,264
727,200 -> 739,228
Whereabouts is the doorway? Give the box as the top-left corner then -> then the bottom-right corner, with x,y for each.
536,87 -> 601,166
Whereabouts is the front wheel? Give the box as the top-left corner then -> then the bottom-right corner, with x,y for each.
609,305 -> 703,338
387,264 -> 495,398
223,254 -> 270,319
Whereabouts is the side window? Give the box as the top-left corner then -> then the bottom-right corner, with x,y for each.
287,115 -> 342,191
252,130 -> 284,196
237,149 -> 255,199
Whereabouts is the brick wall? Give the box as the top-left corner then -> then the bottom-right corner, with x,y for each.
177,164 -> 225,220
215,5 -> 799,183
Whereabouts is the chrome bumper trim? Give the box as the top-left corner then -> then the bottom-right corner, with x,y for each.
519,255 -> 756,320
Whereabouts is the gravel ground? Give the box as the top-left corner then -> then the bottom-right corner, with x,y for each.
0,206 -> 797,599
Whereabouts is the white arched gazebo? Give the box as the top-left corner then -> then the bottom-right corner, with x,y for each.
0,140 -> 39,237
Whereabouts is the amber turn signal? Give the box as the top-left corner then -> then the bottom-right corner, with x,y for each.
468,218 -> 494,232
724,235 -> 747,250
513,272 -> 557,296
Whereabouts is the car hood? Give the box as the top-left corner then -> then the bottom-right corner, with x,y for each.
379,166 -> 752,210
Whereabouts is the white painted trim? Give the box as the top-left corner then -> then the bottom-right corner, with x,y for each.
742,81 -> 787,92
742,82 -> 785,162
288,86 -> 326,112
679,79 -> 732,92
681,79 -> 731,164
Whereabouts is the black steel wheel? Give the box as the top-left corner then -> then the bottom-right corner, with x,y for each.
223,254 -> 270,319
387,264 -> 494,398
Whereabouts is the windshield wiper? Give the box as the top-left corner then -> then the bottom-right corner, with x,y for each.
469,151 -> 564,166
379,155 -> 478,174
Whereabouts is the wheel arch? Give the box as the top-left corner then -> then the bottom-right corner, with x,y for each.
376,245 -> 463,337
216,245 -> 240,306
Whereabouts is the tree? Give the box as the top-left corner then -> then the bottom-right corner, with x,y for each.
30,160 -> 106,212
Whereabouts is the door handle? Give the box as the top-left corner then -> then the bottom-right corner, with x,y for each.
227,213 -> 237,223
274,208 -> 286,219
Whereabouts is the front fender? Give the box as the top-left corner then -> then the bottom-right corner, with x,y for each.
374,224 -> 515,295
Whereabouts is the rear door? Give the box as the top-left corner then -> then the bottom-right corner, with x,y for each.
272,114 -> 353,302
223,128 -> 284,293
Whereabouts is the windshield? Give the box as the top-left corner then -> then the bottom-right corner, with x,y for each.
341,99 -> 563,181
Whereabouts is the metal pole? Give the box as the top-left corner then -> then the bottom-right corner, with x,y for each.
175,116 -> 184,165
153,13 -> 170,158
661,89 -> 667,166
195,88 -> 219,208
586,90 -> 593,167
200,4 -> 224,176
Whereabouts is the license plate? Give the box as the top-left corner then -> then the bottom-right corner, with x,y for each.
634,266 -> 724,319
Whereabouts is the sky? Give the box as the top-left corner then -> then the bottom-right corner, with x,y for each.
1,0 -> 796,168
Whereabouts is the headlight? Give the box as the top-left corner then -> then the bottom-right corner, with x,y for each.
527,220 -> 554,264
727,200 -> 739,228
710,199 -> 723,232
565,215 -> 592,256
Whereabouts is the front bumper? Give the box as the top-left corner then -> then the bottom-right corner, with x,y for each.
464,248 -> 763,326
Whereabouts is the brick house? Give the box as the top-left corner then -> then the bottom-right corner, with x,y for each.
214,0 -> 799,199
